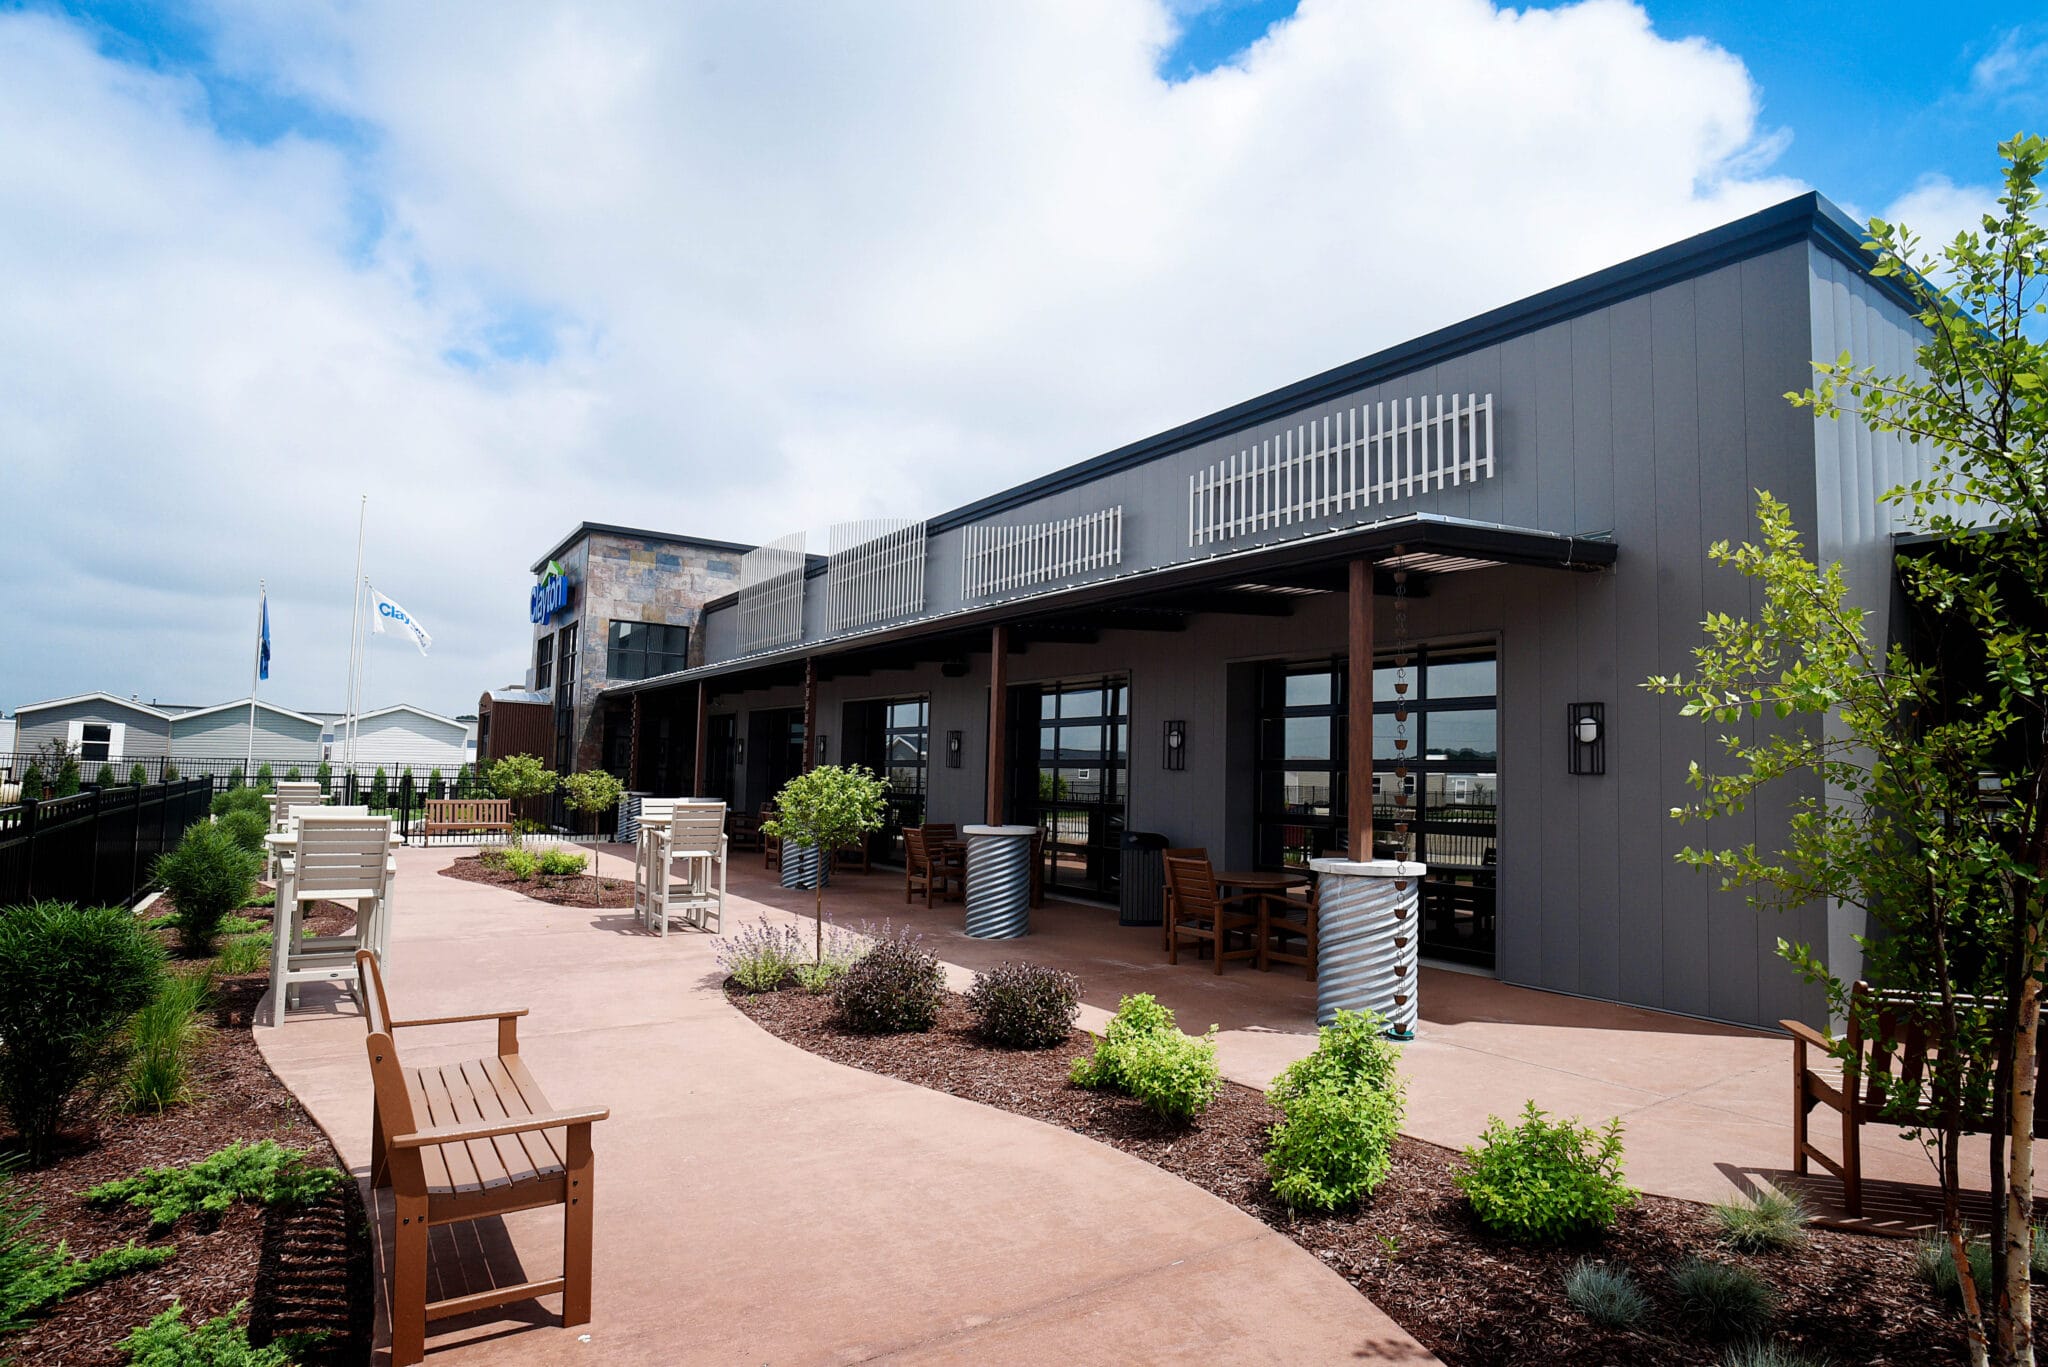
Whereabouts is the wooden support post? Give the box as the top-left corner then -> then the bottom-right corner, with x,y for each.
691,682 -> 709,796
627,692 -> 644,792
1348,558 -> 1374,860
802,658 -> 818,773
986,625 -> 1009,825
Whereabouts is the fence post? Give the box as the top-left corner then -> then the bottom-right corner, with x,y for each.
128,783 -> 142,901
86,785 -> 105,906
21,796 -> 37,901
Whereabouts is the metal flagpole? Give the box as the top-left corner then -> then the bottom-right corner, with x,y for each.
345,497 -> 366,770
245,580 -> 264,781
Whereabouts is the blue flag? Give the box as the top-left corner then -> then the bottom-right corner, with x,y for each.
259,592 -> 271,682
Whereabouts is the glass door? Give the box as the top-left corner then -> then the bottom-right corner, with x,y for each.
1012,677 -> 1129,899
843,697 -> 928,862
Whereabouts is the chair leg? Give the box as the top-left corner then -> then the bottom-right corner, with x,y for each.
265,899 -> 291,1028
1841,1102 -> 1862,1219
562,1125 -> 595,1327
1257,900 -> 1272,972
390,1194 -> 429,1367
1790,1065 -> 1809,1176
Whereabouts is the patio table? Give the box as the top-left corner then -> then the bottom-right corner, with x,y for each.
1215,870 -> 1309,894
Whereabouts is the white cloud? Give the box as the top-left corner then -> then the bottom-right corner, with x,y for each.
1883,174 -> 2001,255
3,0 -> 1812,716
1971,26 -> 2048,100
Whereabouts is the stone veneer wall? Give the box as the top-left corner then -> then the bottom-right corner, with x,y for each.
566,531 -> 742,771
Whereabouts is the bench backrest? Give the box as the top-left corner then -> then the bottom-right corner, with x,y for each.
425,799 -> 512,823
1847,981 -> 2046,1130
661,800 -> 727,855
355,950 -> 418,1143
292,813 -> 394,899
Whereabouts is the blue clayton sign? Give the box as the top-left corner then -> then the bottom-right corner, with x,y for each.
530,559 -> 573,624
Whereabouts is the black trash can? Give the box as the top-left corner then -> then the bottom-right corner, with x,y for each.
1119,831 -> 1169,927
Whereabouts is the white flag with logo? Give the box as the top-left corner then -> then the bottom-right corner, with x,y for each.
371,588 -> 433,656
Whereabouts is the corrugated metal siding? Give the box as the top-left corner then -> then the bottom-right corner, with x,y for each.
169,708 -> 322,763
15,701 -> 173,757
351,712 -> 468,771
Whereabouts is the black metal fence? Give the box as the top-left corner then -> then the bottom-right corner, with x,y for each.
0,752 -> 477,794
0,778 -> 214,908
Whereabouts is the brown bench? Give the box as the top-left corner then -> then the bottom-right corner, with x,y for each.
1787,981 -> 2044,1218
356,950 -> 609,1365
421,798 -> 514,838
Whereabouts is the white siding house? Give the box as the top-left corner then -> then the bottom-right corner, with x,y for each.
164,701 -> 324,764
349,705 -> 470,771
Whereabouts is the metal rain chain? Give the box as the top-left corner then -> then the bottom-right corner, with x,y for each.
1389,555 -> 1414,861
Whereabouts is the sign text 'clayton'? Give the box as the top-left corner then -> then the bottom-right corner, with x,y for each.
530,560 -> 573,624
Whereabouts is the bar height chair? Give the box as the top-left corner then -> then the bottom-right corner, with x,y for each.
644,800 -> 728,935
267,811 -> 396,1027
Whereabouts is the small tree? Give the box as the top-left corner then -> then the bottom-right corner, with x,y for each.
93,764 -> 115,790
285,765 -> 302,783
19,763 -> 43,800
53,759 -> 80,798
427,768 -> 444,800
369,767 -> 388,811
314,759 -> 332,795
485,755 -> 557,846
456,761 -> 474,795
161,761 -> 179,781
226,765 -> 244,790
127,763 -> 147,787
254,763 -> 273,794
763,764 -> 888,963
561,769 -> 624,902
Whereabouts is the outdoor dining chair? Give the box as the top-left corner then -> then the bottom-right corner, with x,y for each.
1263,877 -> 1320,979
1163,851 -> 1262,974
1160,847 -> 1204,951
905,825 -> 964,907
266,811 -> 396,1027
265,781 -> 327,881
643,800 -> 728,936
631,797 -> 680,918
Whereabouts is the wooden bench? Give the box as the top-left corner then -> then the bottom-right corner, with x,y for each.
1787,981 -> 2045,1218
421,798 -> 514,839
356,950 -> 609,1365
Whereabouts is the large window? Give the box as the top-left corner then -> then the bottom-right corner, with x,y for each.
1254,646 -> 1499,968
1016,677 -> 1129,899
606,621 -> 689,682
533,633 -> 554,692
553,623 -> 580,774
843,697 -> 928,861
79,723 -> 112,763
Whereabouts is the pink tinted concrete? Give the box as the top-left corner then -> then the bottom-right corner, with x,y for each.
257,846 -> 1434,1366
708,851 -> 1973,1210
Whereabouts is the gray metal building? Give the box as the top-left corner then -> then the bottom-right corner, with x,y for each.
602,193 -> 1927,1031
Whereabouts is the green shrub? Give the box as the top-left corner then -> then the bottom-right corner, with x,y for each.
538,849 -> 587,877
715,918 -> 805,992
129,764 -> 149,787
1719,1343 -> 1828,1367
427,767 -> 444,798
239,888 -> 275,909
127,970 -> 211,1112
1264,1077 -> 1400,1208
1119,1025 -> 1221,1122
119,1301 -> 300,1366
2,1174 -> 177,1334
369,768 -> 388,809
215,808 -> 269,857
500,848 -> 541,880
54,759 -> 81,797
253,764 -> 273,794
1714,1189 -> 1808,1253
833,935 -> 944,1033
1671,1256 -> 1775,1339
285,766 -> 302,783
162,762 -> 180,781
314,760 -> 332,795
216,915 -> 263,937
1070,993 -> 1178,1090
226,766 -> 244,790
154,824 -> 260,955
1915,1234 -> 1994,1303
0,903 -> 164,1164
95,764 -> 117,789
85,1140 -> 342,1229
1563,1258 -> 1651,1329
210,787 -> 267,821
214,933 -> 269,978
965,961 -> 1081,1048
1454,1101 -> 1637,1241
19,763 -> 43,799
1269,1009 -> 1403,1105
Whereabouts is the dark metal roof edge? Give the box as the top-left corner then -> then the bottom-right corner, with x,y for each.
617,513 -> 1614,693
924,192 -> 1889,534
530,522 -> 758,574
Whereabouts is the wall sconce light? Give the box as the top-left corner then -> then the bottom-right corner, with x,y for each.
1163,720 -> 1187,771
816,734 -> 829,764
945,730 -> 963,769
1567,703 -> 1605,776
734,736 -> 746,763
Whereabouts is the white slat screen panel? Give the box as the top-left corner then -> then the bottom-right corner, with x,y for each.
826,519 -> 927,632
737,532 -> 808,652
1187,393 -> 1494,547
962,505 -> 1123,600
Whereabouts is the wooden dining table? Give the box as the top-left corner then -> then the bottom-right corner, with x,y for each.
1214,869 -> 1310,895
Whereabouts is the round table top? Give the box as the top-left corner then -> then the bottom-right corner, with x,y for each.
1215,869 -> 1310,890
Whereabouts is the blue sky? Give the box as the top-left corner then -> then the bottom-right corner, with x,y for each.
1167,0 -> 2040,216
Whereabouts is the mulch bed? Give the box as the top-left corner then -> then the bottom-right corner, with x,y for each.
4,974 -> 373,1366
440,855 -> 634,909
150,887 -> 357,944
731,984 -> 1999,1367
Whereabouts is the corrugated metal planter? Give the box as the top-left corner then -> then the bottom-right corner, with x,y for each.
780,843 -> 828,890
1308,858 -> 1424,1038
964,825 -> 1034,939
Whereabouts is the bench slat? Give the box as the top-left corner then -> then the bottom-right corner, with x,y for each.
457,1056 -> 544,1188
415,1066 -> 487,1194
438,1062 -> 516,1191
402,1070 -> 457,1193
483,1055 -> 565,1175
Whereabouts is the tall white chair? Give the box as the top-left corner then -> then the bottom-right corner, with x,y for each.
631,798 -> 681,922
644,800 -> 727,936
266,782 -> 326,881
266,812 -> 396,1027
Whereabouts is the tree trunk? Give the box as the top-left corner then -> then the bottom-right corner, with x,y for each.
814,864 -> 825,965
2006,945 -> 2039,1367
1954,1129 -> 1993,1367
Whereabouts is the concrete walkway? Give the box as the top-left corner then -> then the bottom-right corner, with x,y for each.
709,850 -> 1962,1210
257,847 -> 1435,1366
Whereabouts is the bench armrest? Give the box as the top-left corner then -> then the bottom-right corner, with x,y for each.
390,1008 -> 530,1029
1782,1019 -> 1833,1053
390,1104 -> 611,1150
